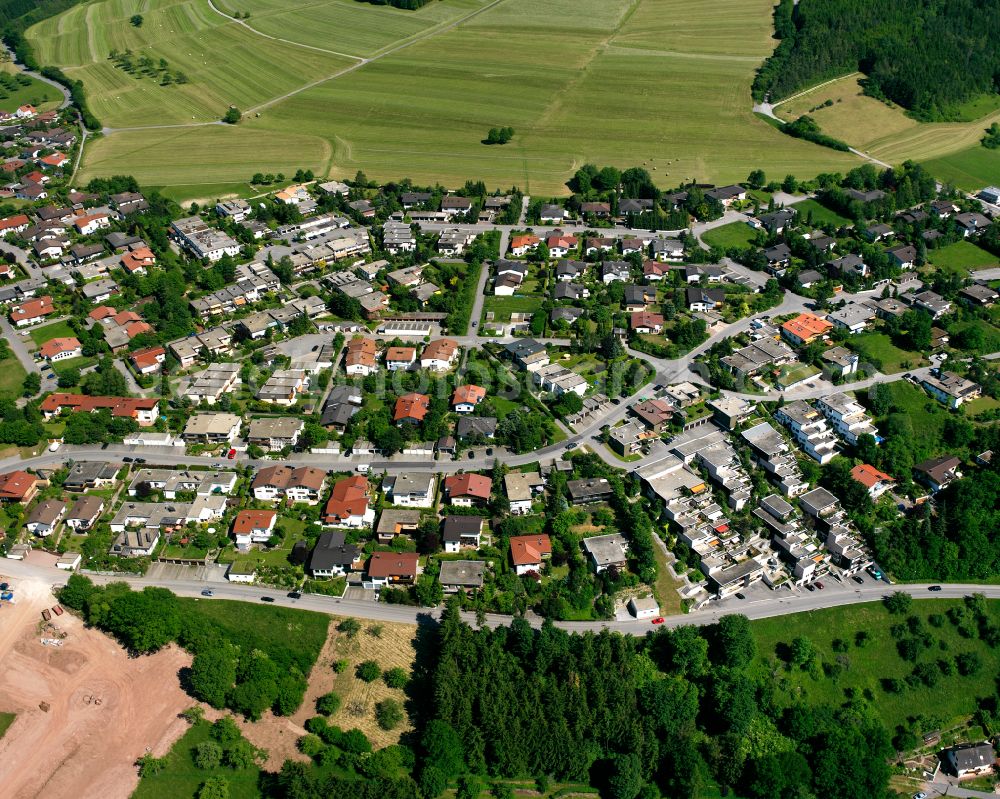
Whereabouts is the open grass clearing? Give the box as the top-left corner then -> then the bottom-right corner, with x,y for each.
0,63 -> 62,113
749,599 -> 1000,732
927,240 -> 998,278
0,355 -> 27,399
923,144 -> 1000,193
849,332 -> 927,374
132,719 -> 262,799
68,0 -> 857,199
28,319 -> 76,347
789,198 -> 851,228
483,294 -> 541,323
0,711 -> 14,740
701,220 -> 758,250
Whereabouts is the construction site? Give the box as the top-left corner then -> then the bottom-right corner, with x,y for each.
0,560 -> 194,799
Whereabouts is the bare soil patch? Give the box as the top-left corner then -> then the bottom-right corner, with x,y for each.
0,575 -> 193,799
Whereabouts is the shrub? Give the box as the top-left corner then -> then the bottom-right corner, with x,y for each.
383,667 -> 409,689
375,698 -> 404,730
210,716 -> 241,745
883,592 -> 913,615
356,660 -> 381,682
337,618 -> 361,638
298,733 -> 325,758
316,692 -> 341,716
194,740 -> 223,769
333,659 -> 349,673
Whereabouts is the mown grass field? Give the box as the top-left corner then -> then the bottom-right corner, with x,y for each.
0,63 -> 62,113
26,0 -> 353,127
926,240 -> 998,278
55,0 -> 858,200
701,221 -> 758,250
214,0 -> 489,57
849,332 -> 926,374
28,319 -> 76,346
789,198 -> 851,227
774,72 -> 1000,189
750,599 -> 1000,732
0,354 -> 27,398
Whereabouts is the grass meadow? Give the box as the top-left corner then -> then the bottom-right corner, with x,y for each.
926,240 -> 998,278
47,0 -> 859,200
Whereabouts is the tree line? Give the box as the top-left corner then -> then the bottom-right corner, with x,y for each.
754,0 -> 1000,121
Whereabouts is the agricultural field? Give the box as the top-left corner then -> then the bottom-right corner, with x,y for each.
773,72 -> 1000,186
926,240 -> 998,278
26,0 -> 354,127
53,0 -> 859,200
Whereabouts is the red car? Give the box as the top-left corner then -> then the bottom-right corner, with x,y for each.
227,448 -> 236,459
815,581 -> 825,590
651,617 -> 665,625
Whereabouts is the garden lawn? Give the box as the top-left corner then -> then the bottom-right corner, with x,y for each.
483,295 -> 542,323
132,719 -> 262,799
0,356 -> 26,398
701,221 -> 758,250
749,599 -> 1000,731
849,332 -> 927,373
789,198 -> 852,228
926,240 -> 998,278
28,319 -> 76,347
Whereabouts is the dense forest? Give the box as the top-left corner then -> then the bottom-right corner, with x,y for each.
754,0 -> 1000,120
420,604 -> 894,799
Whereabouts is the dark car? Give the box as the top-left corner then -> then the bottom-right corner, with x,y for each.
852,575 -> 864,584
805,583 -> 816,592
122,456 -> 133,463
565,442 -> 577,450
260,596 -> 275,603
485,448 -> 493,456
611,398 -> 621,405
468,451 -> 475,459
815,581 -> 824,590
735,592 -> 746,600
135,458 -> 146,464
928,585 -> 942,592
200,589 -> 214,597
287,591 -> 302,599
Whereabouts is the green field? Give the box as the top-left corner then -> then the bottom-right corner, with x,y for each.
750,599 -> 1000,732
132,719 -> 262,799
701,220 -> 758,250
0,712 -> 15,740
924,144 -> 1000,192
0,63 -> 62,113
28,319 -> 76,346
927,240 -> 998,278
789,198 -> 851,227
44,0 -> 860,199
849,332 -> 926,374
483,294 -> 542,323
0,355 -> 27,398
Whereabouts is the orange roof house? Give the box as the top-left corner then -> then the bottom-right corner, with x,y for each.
509,534 -> 552,574
510,234 -> 540,252
452,384 -> 486,411
232,509 -> 277,537
394,392 -> 430,424
39,336 -> 81,360
10,295 -> 54,325
0,470 -> 38,503
88,305 -> 116,322
323,476 -> 372,526
850,463 -> 896,498
781,312 -> 833,345
367,551 -> 419,584
131,346 -> 166,373
39,393 -> 159,424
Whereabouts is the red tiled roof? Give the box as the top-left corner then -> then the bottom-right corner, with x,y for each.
782,313 -> 832,342
10,295 -> 53,322
444,473 -> 491,501
0,469 -> 36,501
232,509 -> 277,535
630,311 -> 664,330
131,346 -> 165,369
39,393 -> 158,418
367,551 -> 419,579
394,392 -> 430,422
850,463 -> 894,489
452,384 -> 486,407
0,213 -> 29,231
88,305 -> 116,321
39,336 -> 80,359
324,476 -> 370,523
509,534 -> 552,566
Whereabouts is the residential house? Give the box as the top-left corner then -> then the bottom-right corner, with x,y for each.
443,473 -> 491,507
182,412 -> 242,445
505,339 -> 550,371
345,337 -> 378,376
384,473 -> 436,507
821,345 -> 860,377
602,260 -> 631,283
456,416 -> 497,440
375,508 -> 421,543
915,456 -> 962,492
955,212 -> 990,237
10,295 -> 54,326
441,515 -> 483,552
25,498 -> 65,536
439,560 -> 486,593
631,398 -> 676,433
394,392 -> 430,425
247,417 -> 305,451
826,302 -> 876,334
323,476 -> 374,528
65,495 -> 104,532
539,204 -> 566,223
39,393 -> 159,425
887,244 -> 917,270
386,346 -> 417,371
959,283 -> 999,307
849,464 -> 895,500
781,312 -> 833,346
251,465 -> 327,504
943,743 -> 996,778
39,336 -> 81,362
566,477 -> 614,505
582,533 -> 628,573
815,392 -> 878,445
828,253 -> 868,279
547,233 -> 578,258
775,401 -> 838,464
366,551 -> 420,587
910,290 -> 952,319
509,234 -> 539,256
504,470 -> 544,515
452,384 -> 486,413
309,531 -> 362,577
630,311 -> 664,334
0,470 -> 37,503
509,534 -> 552,575
231,509 -> 278,550
920,370 -> 981,408
686,287 -> 725,312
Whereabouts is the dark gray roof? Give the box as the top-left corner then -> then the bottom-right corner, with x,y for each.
442,515 -> 483,541
308,531 -> 361,572
456,416 -> 497,439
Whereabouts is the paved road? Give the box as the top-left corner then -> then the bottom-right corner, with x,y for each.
2,556 -> 995,634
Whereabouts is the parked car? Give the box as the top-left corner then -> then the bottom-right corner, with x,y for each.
287,591 -> 302,599
852,575 -> 864,584
651,617 -> 665,625
815,581 -> 824,590
260,596 -> 275,603
735,592 -> 746,600
227,448 -> 236,459
928,585 -> 942,592
200,589 -> 214,597
805,583 -> 816,592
